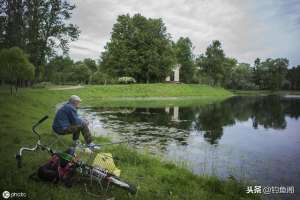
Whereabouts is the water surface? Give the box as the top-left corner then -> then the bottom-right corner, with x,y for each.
81,95 -> 300,195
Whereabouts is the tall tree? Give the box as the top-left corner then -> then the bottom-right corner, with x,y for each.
0,0 -> 80,80
223,57 -> 237,86
174,37 -> 195,83
207,40 -> 224,85
253,57 -> 267,88
253,58 -> 289,90
44,56 -> 73,83
268,58 -> 288,90
100,14 -> 175,83
197,40 -> 227,86
286,65 -> 300,90
228,63 -> 256,90
83,58 -> 98,72
69,63 -> 91,84
0,0 -> 24,48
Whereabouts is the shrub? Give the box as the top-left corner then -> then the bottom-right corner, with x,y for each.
90,71 -> 116,84
118,76 -> 136,84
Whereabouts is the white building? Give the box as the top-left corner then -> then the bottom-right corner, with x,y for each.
165,64 -> 181,82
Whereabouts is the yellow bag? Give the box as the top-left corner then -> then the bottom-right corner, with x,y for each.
92,153 -> 121,177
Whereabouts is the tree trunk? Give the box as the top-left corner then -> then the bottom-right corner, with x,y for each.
15,80 -> 18,93
146,71 -> 149,83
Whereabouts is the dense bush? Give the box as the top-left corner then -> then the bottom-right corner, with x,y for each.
90,71 -> 116,84
0,47 -> 35,94
68,63 -> 91,84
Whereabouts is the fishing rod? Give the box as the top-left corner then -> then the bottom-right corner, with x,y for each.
94,140 -> 131,147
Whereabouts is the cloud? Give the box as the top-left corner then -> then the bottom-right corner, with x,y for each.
69,0 -> 300,66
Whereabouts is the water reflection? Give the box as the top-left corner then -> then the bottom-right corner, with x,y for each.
85,95 -> 300,148
194,95 -> 298,144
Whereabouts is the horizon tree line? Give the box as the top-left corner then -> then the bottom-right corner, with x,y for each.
0,5 -> 299,91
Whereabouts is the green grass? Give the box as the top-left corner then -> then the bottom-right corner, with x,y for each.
47,83 -> 233,106
56,83 -> 232,97
0,84 -> 260,200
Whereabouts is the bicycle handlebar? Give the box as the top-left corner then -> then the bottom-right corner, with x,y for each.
16,115 -> 51,168
32,115 -> 48,140
37,115 -> 48,124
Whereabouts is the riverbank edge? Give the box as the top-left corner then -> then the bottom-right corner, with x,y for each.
231,89 -> 300,96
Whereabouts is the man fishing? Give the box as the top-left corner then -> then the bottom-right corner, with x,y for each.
52,95 -> 97,149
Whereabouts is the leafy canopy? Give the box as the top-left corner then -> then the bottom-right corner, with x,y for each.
100,13 -> 175,83
0,47 -> 34,81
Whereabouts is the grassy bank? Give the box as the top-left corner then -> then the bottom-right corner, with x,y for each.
51,83 -> 233,107
0,84 -> 259,200
47,83 -> 233,97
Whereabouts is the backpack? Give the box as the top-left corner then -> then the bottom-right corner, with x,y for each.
37,153 -> 77,187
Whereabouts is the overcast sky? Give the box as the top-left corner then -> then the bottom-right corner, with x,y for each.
69,0 -> 300,67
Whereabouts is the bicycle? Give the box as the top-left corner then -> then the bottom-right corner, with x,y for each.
15,115 -> 137,195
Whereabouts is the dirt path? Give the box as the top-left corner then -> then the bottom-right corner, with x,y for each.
49,85 -> 84,90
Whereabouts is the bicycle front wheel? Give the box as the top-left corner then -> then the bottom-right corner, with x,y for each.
108,176 -> 137,195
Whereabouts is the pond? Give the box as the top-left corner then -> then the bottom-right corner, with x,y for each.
81,95 -> 300,193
